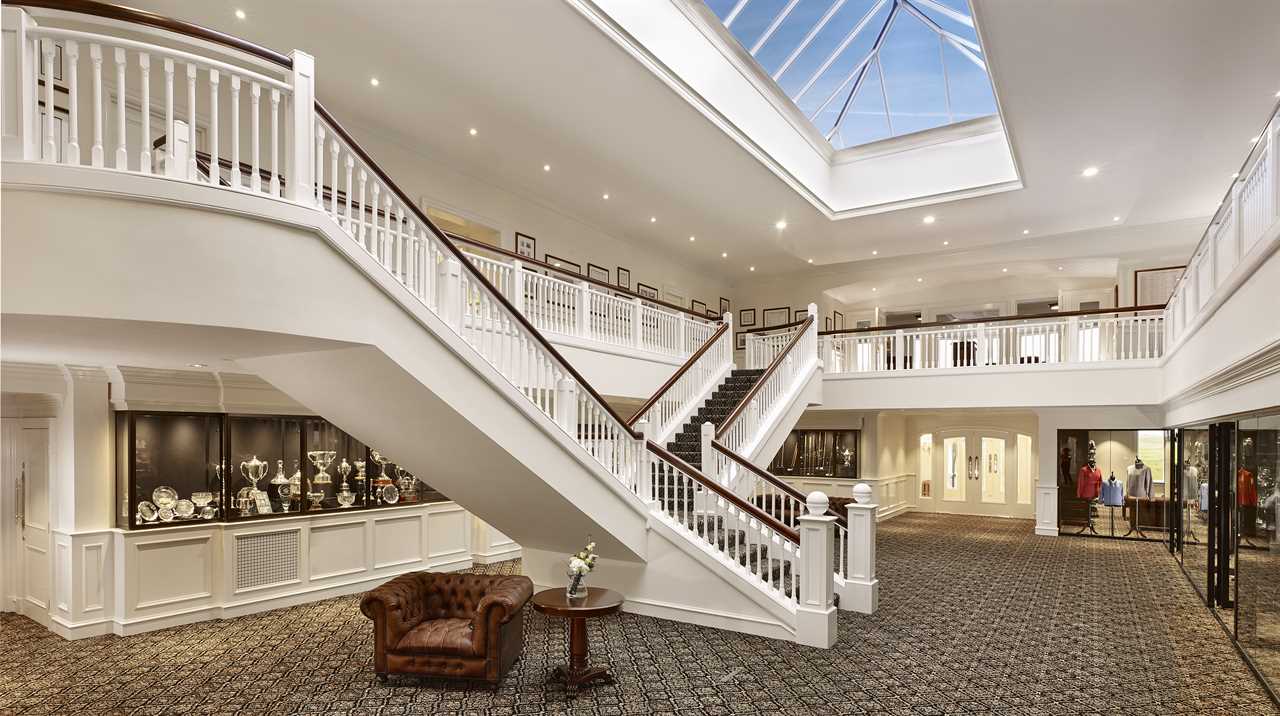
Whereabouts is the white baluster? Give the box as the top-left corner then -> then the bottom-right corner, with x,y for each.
185,63 -> 197,180
382,195 -> 393,268
88,43 -> 103,167
269,88 -> 280,194
329,139 -> 339,217
163,58 -> 174,171
343,153 -> 354,231
357,168 -> 368,248
40,39 -> 55,161
249,82 -> 260,191
64,41 -> 79,164
229,75 -> 240,188
207,70 -> 219,185
139,53 -> 153,171
113,47 -> 127,168
370,182 -> 381,258
314,123 -> 324,205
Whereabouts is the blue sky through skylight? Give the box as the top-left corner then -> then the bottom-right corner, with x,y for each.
703,0 -> 998,149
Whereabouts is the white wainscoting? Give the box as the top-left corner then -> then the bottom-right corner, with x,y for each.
780,475 -> 914,522
44,502 -> 477,640
470,516 -> 521,565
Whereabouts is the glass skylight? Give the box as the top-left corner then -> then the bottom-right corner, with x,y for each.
703,0 -> 999,149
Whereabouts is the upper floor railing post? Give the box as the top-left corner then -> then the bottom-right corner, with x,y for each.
1065,315 -> 1080,363
796,491 -> 837,648
631,297 -> 644,348
284,49 -> 314,205
1,8 -> 38,160
576,280 -> 589,339
1272,115 -> 1280,227
892,330 -> 905,371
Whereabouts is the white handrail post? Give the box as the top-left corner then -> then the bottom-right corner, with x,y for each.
807,302 -> 819,367
636,419 -> 655,505
510,260 -> 525,315
1271,114 -> 1280,226
554,378 -> 577,434
166,119 -> 189,178
892,330 -> 905,371
700,421 -> 716,483
1,7 -> 38,160
796,491 -> 838,648
632,298 -> 644,348
843,485 -> 879,615
1066,315 -> 1080,363
437,256 -> 462,332
285,49 -> 315,205
1230,179 -> 1243,262
576,280 -> 589,338
679,316 -> 688,354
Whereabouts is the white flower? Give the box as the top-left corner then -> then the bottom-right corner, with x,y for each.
569,557 -> 591,575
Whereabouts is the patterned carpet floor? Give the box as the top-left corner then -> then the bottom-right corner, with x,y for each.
1,513 -> 1276,715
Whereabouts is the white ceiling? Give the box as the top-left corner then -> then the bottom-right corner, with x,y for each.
108,1 -> 1280,300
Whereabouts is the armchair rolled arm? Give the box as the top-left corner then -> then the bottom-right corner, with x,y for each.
475,575 -> 534,624
360,573 -> 429,646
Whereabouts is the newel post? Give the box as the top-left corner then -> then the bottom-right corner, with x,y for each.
554,378 -> 578,435
576,281 -> 589,338
844,483 -> 879,614
1,7 -> 38,160
1065,315 -> 1081,363
796,491 -> 838,648
437,257 -> 463,332
631,298 -> 644,348
510,260 -> 525,315
892,330 -> 905,371
285,49 -> 315,205
700,421 -> 716,482
636,419 -> 655,505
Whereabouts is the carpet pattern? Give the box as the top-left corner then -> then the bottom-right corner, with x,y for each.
1,513 -> 1276,715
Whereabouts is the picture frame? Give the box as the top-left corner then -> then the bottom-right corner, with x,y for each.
794,309 -> 806,322
616,266 -> 631,290
587,263 -> 610,284
736,332 -> 747,350
1133,265 -> 1186,306
637,283 -> 659,300
739,308 -> 757,327
515,232 -> 537,259
691,299 -> 707,314
825,317 -> 832,331
719,297 -> 731,317
833,310 -> 844,330
544,253 -> 580,275
762,307 -> 790,327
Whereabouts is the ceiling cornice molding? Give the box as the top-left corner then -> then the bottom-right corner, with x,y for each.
1,361 -> 68,396
218,372 -> 312,415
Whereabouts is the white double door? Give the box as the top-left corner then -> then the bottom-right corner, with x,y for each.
934,429 -> 1034,519
2,419 -> 51,626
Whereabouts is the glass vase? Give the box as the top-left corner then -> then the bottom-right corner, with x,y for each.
566,568 -> 587,599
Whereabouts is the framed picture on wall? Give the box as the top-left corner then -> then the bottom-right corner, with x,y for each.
719,297 -> 730,316
736,332 -> 746,350
616,267 -> 631,290
762,307 -> 790,327
825,317 -> 832,331
691,299 -> 707,314
739,308 -> 757,327
515,232 -> 537,259
587,263 -> 610,284
1134,265 -> 1185,306
834,310 -> 844,330
794,309 -> 806,321
637,283 -> 659,300
544,254 -> 580,275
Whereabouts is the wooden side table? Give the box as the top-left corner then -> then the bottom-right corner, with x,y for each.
531,587 -> 623,693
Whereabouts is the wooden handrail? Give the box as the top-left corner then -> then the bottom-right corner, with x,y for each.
646,441 -> 799,544
626,322 -> 729,427
711,442 -> 846,527
716,316 -> 813,440
14,0 -> 293,67
313,102 -> 645,440
739,317 -> 808,336
819,303 -> 1167,336
448,233 -> 719,322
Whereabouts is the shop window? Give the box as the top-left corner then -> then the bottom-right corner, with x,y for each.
943,436 -> 966,502
1057,428 -> 1169,540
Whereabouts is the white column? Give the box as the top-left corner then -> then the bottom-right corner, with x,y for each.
700,421 -> 715,482
53,366 -> 112,532
796,491 -> 837,648
843,489 -> 879,615
285,49 -> 315,204
631,298 -> 644,348
554,378 -> 577,434
436,256 -> 462,332
1,8 -> 38,160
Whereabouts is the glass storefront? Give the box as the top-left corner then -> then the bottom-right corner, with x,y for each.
1057,429 -> 1172,540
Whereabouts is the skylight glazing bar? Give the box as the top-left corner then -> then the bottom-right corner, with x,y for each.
723,0 -> 753,28
913,0 -> 974,28
793,0 -> 890,102
900,0 -> 986,69
938,34 -> 953,123
749,0 -> 803,55
808,51 -> 874,120
772,0 -> 852,81
826,5 -> 901,139
876,57 -> 893,135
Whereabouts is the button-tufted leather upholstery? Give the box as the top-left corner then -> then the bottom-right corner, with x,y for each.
360,571 -> 533,683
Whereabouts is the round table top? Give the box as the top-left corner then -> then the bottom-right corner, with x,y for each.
531,587 -> 623,618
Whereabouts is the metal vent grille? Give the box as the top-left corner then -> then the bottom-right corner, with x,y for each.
235,530 -> 299,591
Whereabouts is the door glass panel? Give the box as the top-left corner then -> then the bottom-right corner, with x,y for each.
1017,434 -> 1033,505
943,436 -> 966,502
1181,426 -> 1210,598
919,434 -> 933,498
1236,412 -> 1280,684
981,437 -> 1005,503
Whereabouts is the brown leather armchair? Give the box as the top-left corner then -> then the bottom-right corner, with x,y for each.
360,572 -> 533,683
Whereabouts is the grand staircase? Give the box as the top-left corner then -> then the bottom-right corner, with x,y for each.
665,368 -> 764,469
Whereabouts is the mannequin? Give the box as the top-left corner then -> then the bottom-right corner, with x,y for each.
1059,447 -> 1073,487
1101,471 -> 1124,507
1239,436 -> 1258,540
1126,457 -> 1153,500
1077,446 -> 1102,501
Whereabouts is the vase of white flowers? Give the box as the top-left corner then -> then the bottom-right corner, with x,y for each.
566,540 -> 598,599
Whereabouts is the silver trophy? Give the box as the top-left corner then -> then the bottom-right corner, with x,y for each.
396,466 -> 419,503
240,455 -> 269,493
288,460 -> 302,505
307,450 -> 336,485
337,458 -> 352,491
354,460 -> 367,482
370,450 -> 393,487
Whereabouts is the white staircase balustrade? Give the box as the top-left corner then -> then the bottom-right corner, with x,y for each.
717,306 -> 819,456
820,307 -> 1166,374
628,314 -> 734,444
459,247 -> 719,358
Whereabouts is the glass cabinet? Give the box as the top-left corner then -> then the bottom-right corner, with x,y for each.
116,410 -> 446,529
768,429 -> 860,479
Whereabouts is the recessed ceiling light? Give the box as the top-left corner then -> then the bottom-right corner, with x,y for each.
688,235 -> 695,242
922,215 -> 936,225
1057,266 -> 1064,271
775,220 -> 788,230
650,216 -> 656,223
871,250 -> 878,256
871,287 -> 878,292
468,128 -> 477,136
234,8 -> 246,20
602,193 -> 609,200
369,77 -> 380,87
1081,166 -> 1099,178
942,240 -> 950,246
721,252 -> 728,258
1112,216 -> 1121,222
916,277 -> 924,283
749,266 -> 756,271
1022,229 -> 1030,235
188,362 -> 207,368
543,164 -> 551,172
807,258 -> 814,263
1001,267 -> 1008,272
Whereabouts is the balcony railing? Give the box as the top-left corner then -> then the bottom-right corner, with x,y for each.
820,306 -> 1166,375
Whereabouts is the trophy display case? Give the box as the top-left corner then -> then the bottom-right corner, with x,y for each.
116,410 -> 449,529
116,411 -> 225,529
768,429 -> 860,478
